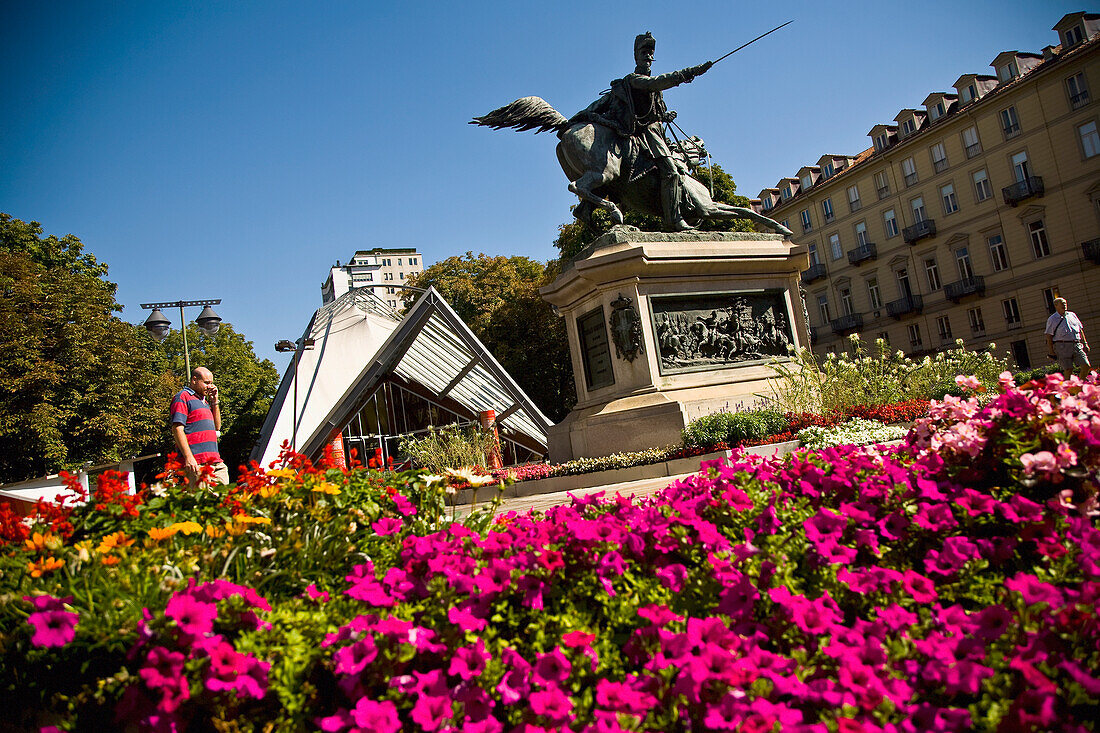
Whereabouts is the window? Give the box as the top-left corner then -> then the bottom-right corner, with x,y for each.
801,173 -> 814,190
781,186 -> 792,200
829,233 -> 843,260
397,258 -> 403,265
847,185 -> 862,212
1011,340 -> 1031,369
839,287 -> 854,316
878,331 -> 890,345
1043,287 -> 1058,315
801,209 -> 813,233
1011,151 -> 1031,183
929,102 -> 946,121
410,258 -> 418,265
808,242 -> 821,266
399,272 -> 405,279
960,83 -> 977,104
911,197 -> 927,224
940,184 -> 958,215
874,133 -> 890,151
867,278 -> 882,310
955,247 -> 974,280
1002,298 -> 1022,328
902,118 -> 916,136
1064,25 -> 1084,47
930,142 -> 948,172
883,209 -> 899,238
780,220 -> 790,231
1001,106 -> 1020,137
1079,121 -> 1100,159
997,60 -> 1019,83
973,169 -> 993,202
762,196 -> 773,211
1067,72 -> 1091,109
962,126 -> 981,158
855,221 -> 868,246
818,295 -> 831,324
987,234 -> 1009,271
968,307 -> 986,336
925,258 -> 941,291
1028,220 -> 1050,258
896,268 -> 913,298
908,324 -> 923,347
874,170 -> 890,199
936,316 -> 952,342
821,162 -> 835,179
901,157 -> 918,186
821,198 -> 835,223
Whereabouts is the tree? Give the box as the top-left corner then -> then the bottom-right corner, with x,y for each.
553,163 -> 755,260
0,214 -> 177,483
407,254 -> 575,422
159,323 -> 280,475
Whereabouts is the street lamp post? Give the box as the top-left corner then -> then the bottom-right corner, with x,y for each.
141,299 -> 223,376
275,337 -> 316,452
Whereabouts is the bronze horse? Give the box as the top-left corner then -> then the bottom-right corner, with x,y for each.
471,96 -> 791,236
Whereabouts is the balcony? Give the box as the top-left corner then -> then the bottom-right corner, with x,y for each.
847,243 -> 878,266
886,295 -> 923,318
965,142 -> 982,158
876,186 -> 890,200
1002,176 -> 1044,206
1082,238 -> 1100,265
1071,90 -> 1090,109
830,312 -> 864,335
904,172 -> 919,187
944,275 -> 986,302
903,219 -> 937,244
801,263 -> 827,284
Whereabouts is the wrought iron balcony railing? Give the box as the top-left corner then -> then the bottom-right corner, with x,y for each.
903,219 -> 937,244
886,295 -> 923,318
944,275 -> 986,302
830,312 -> 864,335
847,243 -> 878,266
801,263 -> 828,284
1002,176 -> 1044,206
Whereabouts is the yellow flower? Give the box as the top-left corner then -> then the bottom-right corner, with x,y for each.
97,532 -> 135,554
224,521 -> 248,536
147,526 -> 179,542
311,481 -> 341,495
170,521 -> 203,535
26,557 -> 65,577
205,525 -> 225,538
267,468 -> 297,480
24,531 -> 61,553
258,484 -> 281,498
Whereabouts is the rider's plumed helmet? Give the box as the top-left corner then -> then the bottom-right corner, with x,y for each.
634,32 -> 655,65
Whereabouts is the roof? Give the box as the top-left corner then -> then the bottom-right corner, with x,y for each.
252,287 -> 553,466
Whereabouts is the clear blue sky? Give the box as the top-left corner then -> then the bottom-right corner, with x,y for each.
1,0 -> 1085,367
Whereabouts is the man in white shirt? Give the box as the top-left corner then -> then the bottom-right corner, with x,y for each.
1045,297 -> 1091,378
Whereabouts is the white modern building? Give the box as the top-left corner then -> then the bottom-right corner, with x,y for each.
320,247 -> 424,307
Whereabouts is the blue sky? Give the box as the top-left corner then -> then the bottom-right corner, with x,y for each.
1,0 -> 1085,367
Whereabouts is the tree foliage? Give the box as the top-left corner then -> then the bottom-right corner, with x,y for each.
554,163 -> 754,260
406,253 -> 575,422
159,323 -> 280,475
0,214 -> 176,482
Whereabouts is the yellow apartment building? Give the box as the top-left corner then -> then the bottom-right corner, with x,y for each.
757,12 -> 1100,370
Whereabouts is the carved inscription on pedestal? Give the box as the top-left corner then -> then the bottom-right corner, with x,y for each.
649,291 -> 793,374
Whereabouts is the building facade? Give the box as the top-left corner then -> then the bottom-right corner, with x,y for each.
321,247 -> 424,307
758,12 -> 1100,370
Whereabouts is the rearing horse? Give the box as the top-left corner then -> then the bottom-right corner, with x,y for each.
471,96 -> 792,236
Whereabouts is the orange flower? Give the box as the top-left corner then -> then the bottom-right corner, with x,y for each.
232,515 -> 272,525
101,555 -> 121,566
97,532 -> 135,554
204,525 -> 225,538
24,531 -> 60,553
169,521 -> 203,535
147,526 -> 178,542
26,557 -> 65,577
311,481 -> 341,496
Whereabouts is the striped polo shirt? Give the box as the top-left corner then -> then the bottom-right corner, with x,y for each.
170,387 -> 221,464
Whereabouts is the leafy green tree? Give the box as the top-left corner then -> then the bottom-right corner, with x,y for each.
159,323 -> 279,475
554,163 -> 755,260
407,254 -> 575,421
0,214 -> 176,482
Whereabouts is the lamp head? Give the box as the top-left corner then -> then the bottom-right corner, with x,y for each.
195,305 -> 222,336
143,309 -> 171,342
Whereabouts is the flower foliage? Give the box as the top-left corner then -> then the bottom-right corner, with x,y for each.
1,375 -> 1098,731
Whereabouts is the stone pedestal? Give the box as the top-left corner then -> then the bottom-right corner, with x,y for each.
539,228 -> 810,462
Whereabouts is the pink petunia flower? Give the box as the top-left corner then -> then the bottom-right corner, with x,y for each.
139,646 -> 186,689
26,608 -> 79,648
449,639 -> 490,680
372,517 -> 404,535
351,699 -> 400,733
533,648 -> 572,687
530,686 -> 574,722
410,693 -> 452,731
165,593 -> 217,637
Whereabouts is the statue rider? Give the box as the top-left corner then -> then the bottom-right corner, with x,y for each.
573,32 -> 712,231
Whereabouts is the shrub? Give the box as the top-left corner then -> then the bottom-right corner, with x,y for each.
398,423 -> 496,473
682,409 -> 790,449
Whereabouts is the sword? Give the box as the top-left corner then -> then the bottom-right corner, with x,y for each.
711,20 -> 793,65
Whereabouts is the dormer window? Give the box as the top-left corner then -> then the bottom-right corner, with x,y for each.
762,196 -> 773,211
929,102 -> 946,121
1064,24 -> 1084,47
874,133 -> 890,151
997,60 -> 1019,83
960,84 -> 976,104
901,118 -> 916,136
781,186 -> 792,201
801,174 -> 814,190
821,162 -> 835,179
